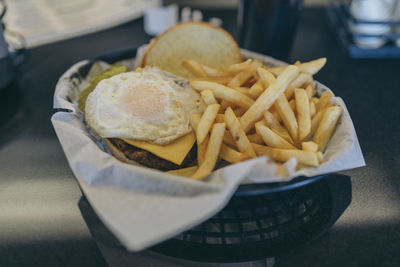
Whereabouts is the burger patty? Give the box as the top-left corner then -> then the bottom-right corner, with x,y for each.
109,138 -> 197,171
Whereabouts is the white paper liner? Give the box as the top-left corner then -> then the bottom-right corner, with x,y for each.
52,48 -> 365,251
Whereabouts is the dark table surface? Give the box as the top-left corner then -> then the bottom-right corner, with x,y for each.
1,7 -> 400,267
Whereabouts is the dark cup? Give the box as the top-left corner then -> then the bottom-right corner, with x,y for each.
237,0 -> 303,61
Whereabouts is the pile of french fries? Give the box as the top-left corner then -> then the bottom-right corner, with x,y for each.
180,58 -> 342,180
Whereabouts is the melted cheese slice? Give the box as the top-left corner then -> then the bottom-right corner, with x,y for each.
122,132 -> 195,165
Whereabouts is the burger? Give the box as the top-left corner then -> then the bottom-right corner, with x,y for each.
80,22 -> 242,171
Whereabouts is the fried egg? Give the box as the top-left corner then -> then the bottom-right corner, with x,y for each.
85,66 -> 205,144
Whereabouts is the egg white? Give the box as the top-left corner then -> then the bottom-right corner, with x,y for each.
85,67 -> 205,144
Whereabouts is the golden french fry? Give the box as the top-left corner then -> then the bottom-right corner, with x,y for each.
301,141 -> 318,152
167,166 -> 198,177
257,67 -> 276,86
307,106 -> 327,139
305,84 -> 313,100
225,107 -> 256,157
312,97 -> 319,105
274,94 -> 299,142
267,58 -> 327,76
298,58 -> 327,75
201,65 -> 229,77
226,59 -> 252,74
252,143 -> 319,166
232,86 -> 252,97
228,61 -> 261,87
310,101 -> 316,117
295,88 -> 311,141
316,151 -> 323,163
191,81 -> 255,109
316,90 -> 333,111
191,76 -> 233,85
220,144 -> 250,163
255,123 -> 297,149
289,99 -> 296,113
200,90 -> 218,105
284,73 -> 313,100
263,110 -> 293,144
247,133 -> 264,145
248,80 -> 264,99
191,123 -> 226,180
190,114 -> 208,165
313,106 -> 342,152
240,65 -> 299,133
197,104 -> 220,144
248,68 -> 276,98
182,60 -> 207,78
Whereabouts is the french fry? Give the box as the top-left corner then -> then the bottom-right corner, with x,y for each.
248,68 -> 276,98
226,59 -> 252,74
316,90 -> 333,111
312,97 -> 319,105
248,80 -> 264,99
316,151 -> 323,163
313,106 -> 342,152
200,90 -> 218,105
190,114 -> 207,165
305,84 -> 313,100
228,61 -> 261,87
197,104 -> 220,144
240,65 -> 299,133
310,101 -> 316,117
298,58 -> 327,75
191,81 -> 255,109
224,107 -> 256,157
191,123 -> 226,180
190,114 -> 208,165
220,144 -> 250,163
255,123 -> 297,149
308,106 -> 328,139
182,60 -> 207,78
289,99 -> 296,113
258,67 -> 276,85
252,143 -> 319,166
263,110 -> 293,144
247,133 -> 265,145
267,58 -> 327,76
295,88 -> 311,141
232,86 -> 252,97
301,141 -> 318,152
284,73 -> 313,100
191,76 -> 233,85
167,166 -> 198,177
274,94 -> 299,142
202,65 -> 229,77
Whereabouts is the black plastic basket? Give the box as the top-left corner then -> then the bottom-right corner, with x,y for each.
79,173 -> 351,263
326,0 -> 400,58
74,47 -> 352,263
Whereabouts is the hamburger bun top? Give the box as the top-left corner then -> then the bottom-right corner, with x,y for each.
140,22 -> 242,78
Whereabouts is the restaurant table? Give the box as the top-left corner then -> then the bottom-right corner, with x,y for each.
1,7 -> 400,267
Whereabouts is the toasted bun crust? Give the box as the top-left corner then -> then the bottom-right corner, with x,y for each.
140,22 -> 242,78
105,139 -> 138,165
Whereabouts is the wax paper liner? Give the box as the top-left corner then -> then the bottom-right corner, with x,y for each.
51,48 -> 365,251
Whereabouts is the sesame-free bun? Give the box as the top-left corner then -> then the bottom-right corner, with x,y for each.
140,22 -> 242,78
